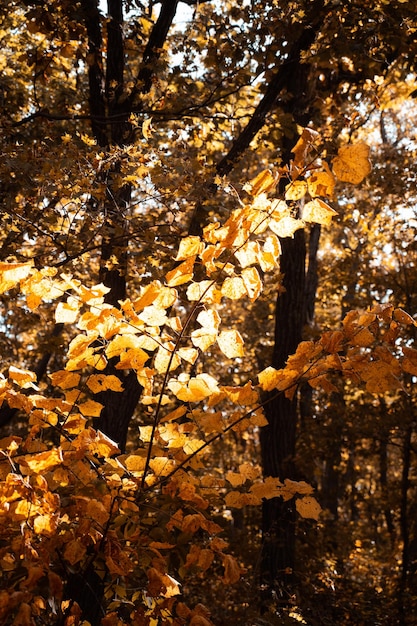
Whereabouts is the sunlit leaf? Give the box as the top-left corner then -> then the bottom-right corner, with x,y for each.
166,256 -> 196,286
269,215 -> 304,238
302,198 -> 338,226
307,165 -> 335,198
332,141 -> 372,184
241,267 -> 262,301
245,169 -> 277,196
21,448 -> 63,473
285,180 -> 307,200
175,235 -> 204,260
0,261 -> 33,294
217,329 -> 244,358
9,366 -> 37,389
221,276 -> 246,300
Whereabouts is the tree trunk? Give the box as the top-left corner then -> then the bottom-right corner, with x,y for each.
260,230 -> 306,608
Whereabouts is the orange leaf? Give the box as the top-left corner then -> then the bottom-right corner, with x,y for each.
8,366 -> 37,389
166,256 -> 196,286
78,399 -> 104,417
64,539 -> 87,565
295,496 -> 322,520
22,448 -> 63,473
86,499 -> 109,526
332,141 -> 372,184
0,261 -> 33,294
222,554 -> 241,584
49,370 -> 81,390
307,165 -> 335,199
245,169 -> 277,196
86,374 -> 124,393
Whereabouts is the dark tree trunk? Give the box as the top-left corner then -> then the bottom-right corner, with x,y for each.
260,230 -> 306,608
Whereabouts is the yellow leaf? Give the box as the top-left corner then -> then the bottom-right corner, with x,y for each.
191,309 -> 220,350
105,334 -> 146,359
142,116 -> 153,140
33,514 -> 58,536
177,347 -> 198,364
196,308 -> 221,330
332,141 -> 372,184
224,491 -> 255,508
295,496 -> 322,520
260,235 -> 281,271
302,198 -> 338,226
22,448 -> 63,473
159,405 -> 188,423
258,366 -> 281,391
155,343 -> 181,373
138,305 -> 168,327
179,483 -> 209,509
245,169 -> 277,196
62,414 -> 87,435
166,256 -> 196,286
221,276 -> 246,300
168,373 -> 219,402
234,241 -> 260,268
241,267 -> 262,301
149,456 -> 177,476
269,215 -> 304,238
217,330 -> 244,358
0,261 -> 33,294
79,283 -> 110,304
285,180 -> 307,201
9,366 -> 37,388
78,399 -> 104,417
226,471 -> 245,487
75,427 -> 120,457
175,236 -> 204,260
124,453 -> 147,472
132,281 -> 176,311
81,133 -> 96,146
307,165 -> 335,198
49,370 -> 81,390
187,281 -> 221,303
86,374 -> 124,393
222,382 -> 258,405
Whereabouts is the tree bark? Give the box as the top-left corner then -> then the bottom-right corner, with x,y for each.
260,230 -> 306,608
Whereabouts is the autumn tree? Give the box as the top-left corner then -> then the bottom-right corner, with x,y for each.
1,1 -> 417,625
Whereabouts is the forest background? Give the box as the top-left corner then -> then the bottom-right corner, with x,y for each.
1,1 -> 417,625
